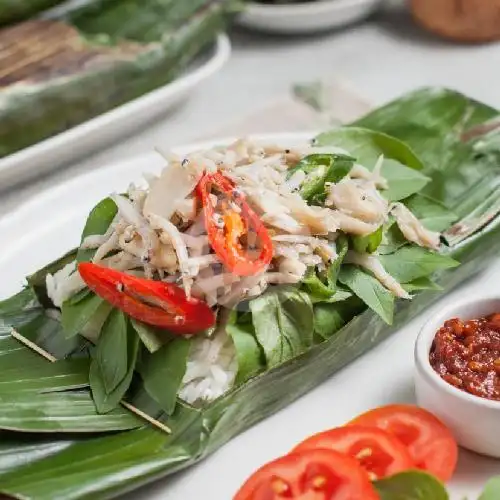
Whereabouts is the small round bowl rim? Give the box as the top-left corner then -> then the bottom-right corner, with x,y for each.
415,295 -> 500,411
243,0 -> 382,17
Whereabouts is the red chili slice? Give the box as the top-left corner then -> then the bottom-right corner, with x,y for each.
78,262 -> 215,334
196,171 -> 273,276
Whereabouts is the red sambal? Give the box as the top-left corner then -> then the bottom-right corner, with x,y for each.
430,314 -> 500,401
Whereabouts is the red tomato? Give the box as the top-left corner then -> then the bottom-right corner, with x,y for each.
292,425 -> 414,480
349,405 -> 458,482
234,449 -> 378,500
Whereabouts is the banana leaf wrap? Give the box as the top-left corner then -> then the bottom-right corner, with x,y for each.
0,0 -> 239,159
1,88 -> 500,499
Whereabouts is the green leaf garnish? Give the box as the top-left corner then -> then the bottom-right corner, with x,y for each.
379,246 -> 459,284
250,287 -> 314,367
374,471 -> 449,500
338,265 -> 394,324
139,338 -> 190,415
89,311 -> 139,414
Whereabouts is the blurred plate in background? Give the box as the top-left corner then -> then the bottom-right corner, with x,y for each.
0,33 -> 231,190
237,0 -> 383,34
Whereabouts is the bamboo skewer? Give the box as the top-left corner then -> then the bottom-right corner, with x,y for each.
10,328 -> 171,434
11,328 -> 58,362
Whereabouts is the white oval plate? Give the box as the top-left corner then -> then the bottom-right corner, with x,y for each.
0,34 -> 231,190
237,0 -> 383,34
0,133 -> 498,499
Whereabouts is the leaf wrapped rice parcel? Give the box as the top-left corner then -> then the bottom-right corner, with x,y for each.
0,0 -> 238,158
1,88 -> 500,500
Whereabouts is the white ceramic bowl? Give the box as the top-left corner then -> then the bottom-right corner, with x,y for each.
415,296 -> 500,458
237,0 -> 384,35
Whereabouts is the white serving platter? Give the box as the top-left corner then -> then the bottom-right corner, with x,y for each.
0,133 -> 499,499
0,34 -> 231,190
237,0 -> 384,34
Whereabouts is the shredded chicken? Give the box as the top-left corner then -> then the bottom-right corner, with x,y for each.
326,177 -> 388,225
143,154 -> 205,220
345,251 -> 411,299
49,138 -> 441,313
331,211 -> 382,236
391,203 -> 440,250
349,156 -> 388,190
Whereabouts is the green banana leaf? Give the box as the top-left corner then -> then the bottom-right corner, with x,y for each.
0,0 -> 64,25
0,0 -> 239,158
1,87 -> 500,499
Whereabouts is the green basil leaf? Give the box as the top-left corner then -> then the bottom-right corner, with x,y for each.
404,194 -> 458,232
91,310 -> 129,394
338,265 -> 394,324
130,319 -> 165,354
61,293 -> 108,338
89,311 -> 140,414
315,127 -> 425,171
139,338 -> 190,415
402,277 -> 442,293
77,197 -> 118,263
327,235 -> 348,288
381,159 -> 431,201
226,312 -> 265,385
250,287 -> 314,368
352,226 -> 383,254
313,297 -> 365,340
479,476 -> 500,500
374,471 -> 449,500
379,246 -> 460,284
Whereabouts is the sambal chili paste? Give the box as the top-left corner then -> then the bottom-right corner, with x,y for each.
430,314 -> 500,401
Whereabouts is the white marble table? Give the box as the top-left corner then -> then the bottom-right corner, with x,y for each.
3,2 -> 500,499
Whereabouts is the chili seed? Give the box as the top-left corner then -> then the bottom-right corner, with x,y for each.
312,476 -> 327,490
116,283 -> 124,293
212,214 -> 225,228
174,315 -> 185,325
355,448 -> 372,459
271,479 -> 289,495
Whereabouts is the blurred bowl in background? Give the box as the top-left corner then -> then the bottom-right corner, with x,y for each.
237,0 -> 384,35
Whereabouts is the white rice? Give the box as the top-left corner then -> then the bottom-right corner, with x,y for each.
179,325 -> 237,405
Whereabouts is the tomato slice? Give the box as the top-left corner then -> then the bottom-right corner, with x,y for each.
292,425 -> 414,480
349,405 -> 458,482
234,449 -> 378,500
